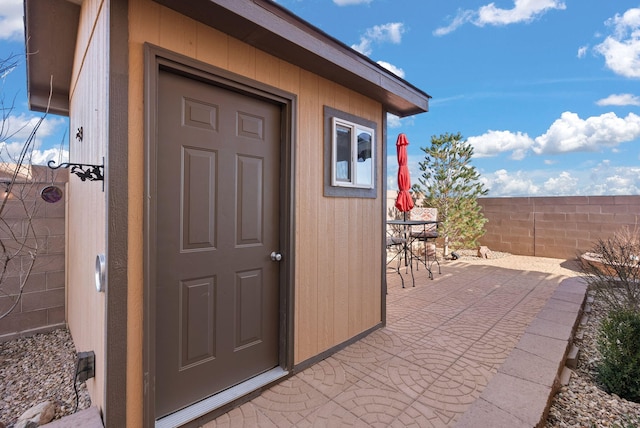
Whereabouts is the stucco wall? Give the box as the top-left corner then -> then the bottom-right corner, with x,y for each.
0,168 -> 68,342
478,196 -> 640,259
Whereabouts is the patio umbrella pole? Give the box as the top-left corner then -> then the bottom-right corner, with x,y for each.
394,133 -> 414,270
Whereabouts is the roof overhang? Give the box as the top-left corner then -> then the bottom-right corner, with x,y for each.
24,0 -> 81,116
24,0 -> 431,118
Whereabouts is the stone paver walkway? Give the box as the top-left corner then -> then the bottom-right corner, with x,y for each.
203,261 -> 584,427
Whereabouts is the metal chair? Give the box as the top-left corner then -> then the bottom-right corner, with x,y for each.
386,229 -> 409,288
409,207 -> 441,275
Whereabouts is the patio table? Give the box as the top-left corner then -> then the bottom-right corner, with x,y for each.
386,219 -> 441,287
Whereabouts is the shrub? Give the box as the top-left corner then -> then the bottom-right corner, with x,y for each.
581,226 -> 640,313
597,308 -> 640,403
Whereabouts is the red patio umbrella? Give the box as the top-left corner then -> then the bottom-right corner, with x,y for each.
394,133 -> 414,215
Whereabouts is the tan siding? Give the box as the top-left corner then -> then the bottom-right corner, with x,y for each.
228,36 -> 257,79
67,0 -> 108,413
127,0 -> 383,421
195,22 -> 229,69
295,70 -> 320,361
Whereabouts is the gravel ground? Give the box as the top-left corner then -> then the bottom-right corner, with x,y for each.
545,290 -> 640,428
0,328 -> 90,427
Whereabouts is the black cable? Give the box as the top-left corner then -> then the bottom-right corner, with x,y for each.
73,358 -> 80,413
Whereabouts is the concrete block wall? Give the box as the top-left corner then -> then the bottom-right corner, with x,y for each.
0,167 -> 68,341
478,196 -> 640,259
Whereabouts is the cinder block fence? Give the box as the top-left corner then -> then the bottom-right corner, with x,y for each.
0,167 -> 68,342
478,196 -> 640,259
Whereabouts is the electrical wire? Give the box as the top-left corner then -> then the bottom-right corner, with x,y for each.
73,358 -> 81,413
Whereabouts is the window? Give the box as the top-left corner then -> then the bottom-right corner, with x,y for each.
331,118 -> 374,189
324,106 -> 377,198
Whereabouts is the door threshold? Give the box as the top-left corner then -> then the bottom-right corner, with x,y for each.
155,367 -> 288,428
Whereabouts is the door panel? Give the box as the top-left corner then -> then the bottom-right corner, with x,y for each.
182,147 -> 217,251
155,70 -> 281,418
237,155 -> 263,245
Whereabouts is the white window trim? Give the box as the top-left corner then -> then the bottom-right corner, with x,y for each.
330,117 -> 375,189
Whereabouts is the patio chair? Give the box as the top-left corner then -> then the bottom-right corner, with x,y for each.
386,228 -> 409,288
409,207 -> 441,275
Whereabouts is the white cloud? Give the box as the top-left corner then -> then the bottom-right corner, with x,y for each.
0,0 -> 24,41
467,111 -> 640,160
333,0 -> 372,5
477,164 -> 640,197
387,114 -> 402,129
533,111 -> 640,154
1,113 -> 66,144
577,45 -> 588,58
0,142 -> 69,166
377,61 -> 405,78
596,93 -> 640,106
468,130 -> 534,160
434,0 -> 566,36
386,114 -> 414,130
434,10 -> 475,36
477,0 -> 566,26
594,7 -> 640,79
0,113 -> 68,165
542,171 -> 579,195
482,169 -> 540,196
352,22 -> 404,56
585,162 -> 640,195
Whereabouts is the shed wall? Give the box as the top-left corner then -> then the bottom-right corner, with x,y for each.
127,0 -> 383,424
66,0 -> 109,413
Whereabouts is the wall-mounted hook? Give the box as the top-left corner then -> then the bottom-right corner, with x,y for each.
76,127 -> 83,142
48,158 -> 105,191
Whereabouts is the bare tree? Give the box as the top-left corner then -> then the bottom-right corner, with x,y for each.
581,225 -> 640,313
0,53 -> 55,320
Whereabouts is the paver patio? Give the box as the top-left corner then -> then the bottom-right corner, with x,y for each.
202,261 -> 583,427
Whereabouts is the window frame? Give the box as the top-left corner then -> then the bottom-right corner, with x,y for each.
323,106 -> 377,198
330,117 -> 375,189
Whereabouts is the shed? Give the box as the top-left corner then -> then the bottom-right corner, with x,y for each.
24,0 -> 430,426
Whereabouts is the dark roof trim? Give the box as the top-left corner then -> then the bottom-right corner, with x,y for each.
155,0 -> 430,117
24,0 -> 431,117
24,0 -> 80,116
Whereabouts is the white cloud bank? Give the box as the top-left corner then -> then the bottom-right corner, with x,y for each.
596,93 -> 640,106
435,0 -> 566,36
0,113 -> 68,165
594,7 -> 640,79
469,111 -> 640,159
0,0 -> 24,41
481,164 -> 640,197
534,112 -> 640,154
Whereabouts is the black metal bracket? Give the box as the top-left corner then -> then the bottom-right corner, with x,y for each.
48,160 -> 104,182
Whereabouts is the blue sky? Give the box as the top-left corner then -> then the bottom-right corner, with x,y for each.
278,0 -> 640,197
1,1 -> 640,196
0,0 -> 68,167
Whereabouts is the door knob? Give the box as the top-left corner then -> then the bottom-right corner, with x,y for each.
270,251 -> 283,262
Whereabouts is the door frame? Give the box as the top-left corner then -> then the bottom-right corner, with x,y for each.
143,44 -> 296,427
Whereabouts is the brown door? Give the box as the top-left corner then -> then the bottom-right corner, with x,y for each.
155,70 -> 281,418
